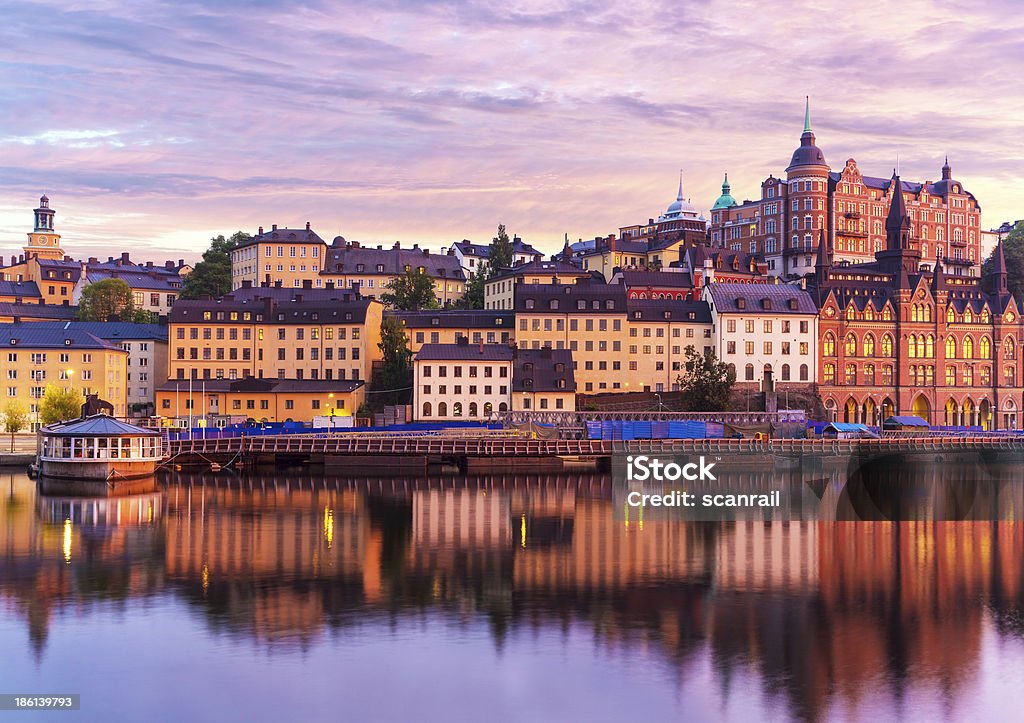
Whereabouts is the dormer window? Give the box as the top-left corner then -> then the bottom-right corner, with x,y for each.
737,298 -> 746,310
376,264 -> 384,273
663,311 -> 671,319
762,299 -> 772,310
788,299 -> 798,310
356,264 -> 365,272
431,317 -> 440,325
525,299 -> 535,310
577,300 -> 586,310
605,300 -> 614,310
549,299 -> 559,310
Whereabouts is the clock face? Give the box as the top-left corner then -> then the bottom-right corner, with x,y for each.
37,236 -> 48,244
825,307 -> 836,318
1007,312 -> 1016,322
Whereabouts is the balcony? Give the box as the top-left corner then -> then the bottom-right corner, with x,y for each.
783,245 -> 813,257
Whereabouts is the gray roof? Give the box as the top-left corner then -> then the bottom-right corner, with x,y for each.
0,324 -> 122,350
390,310 -> 514,329
13,321 -> 168,342
490,259 -> 589,280
415,343 -> 515,362
626,299 -> 711,323
86,269 -> 182,292
614,271 -> 694,288
706,283 -> 817,314
453,239 -> 543,258
235,227 -> 327,249
513,348 -> 575,393
515,282 -> 627,314
169,291 -> 373,325
0,303 -> 78,320
322,244 -> 466,280
45,415 -> 161,437
0,280 -> 42,298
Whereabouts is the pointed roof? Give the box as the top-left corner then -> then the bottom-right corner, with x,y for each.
787,97 -> 828,172
885,172 -> 912,241
815,228 -> 832,273
711,172 -> 738,210
803,96 -> 811,133
44,414 -> 162,437
931,253 -> 944,293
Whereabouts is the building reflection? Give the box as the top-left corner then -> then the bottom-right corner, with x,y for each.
0,460 -> 1023,718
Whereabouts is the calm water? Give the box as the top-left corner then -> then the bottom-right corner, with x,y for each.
3,460 -> 1024,722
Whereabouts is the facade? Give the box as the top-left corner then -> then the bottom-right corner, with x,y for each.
0,324 -> 129,423
610,270 -> 695,300
79,253 -> 184,316
166,284 -> 383,384
320,240 -> 466,306
413,342 -> 513,420
484,260 -> 593,310
450,237 -> 543,277
708,100 -> 983,279
511,347 -> 576,412
11,322 -> 167,416
391,310 -> 514,353
811,177 -> 1023,429
156,378 -> 365,424
624,298 -> 714,393
230,224 -> 327,290
703,282 -> 818,388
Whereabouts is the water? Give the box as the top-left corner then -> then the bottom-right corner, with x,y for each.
2,460 -> 1024,722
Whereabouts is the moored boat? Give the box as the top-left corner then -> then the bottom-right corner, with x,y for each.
39,415 -> 164,482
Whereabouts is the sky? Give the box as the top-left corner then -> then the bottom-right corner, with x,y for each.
0,0 -> 1022,263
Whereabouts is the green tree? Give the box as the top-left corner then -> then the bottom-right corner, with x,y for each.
487,224 -> 514,276
372,316 -> 414,406
982,222 -> 1024,301
455,260 -> 488,310
38,385 -> 85,426
77,278 -> 154,322
180,231 -> 250,300
675,345 -> 735,412
381,269 -> 440,311
2,399 -> 29,452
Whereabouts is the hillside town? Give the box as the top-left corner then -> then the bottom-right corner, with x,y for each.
2,106 -> 1022,433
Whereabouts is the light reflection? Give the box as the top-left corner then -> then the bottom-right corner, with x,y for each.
62,517 -> 72,563
323,506 -> 334,548
201,563 -> 209,594
520,513 -> 526,548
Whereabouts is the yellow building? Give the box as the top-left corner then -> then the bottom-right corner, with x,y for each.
391,310 -> 514,353
579,234 -> 693,281
230,223 -> 327,290
484,260 -> 592,310
0,196 -> 79,305
0,324 -> 129,423
156,378 -> 365,424
167,284 -> 383,384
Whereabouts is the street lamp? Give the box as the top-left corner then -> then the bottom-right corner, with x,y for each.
328,393 -> 335,433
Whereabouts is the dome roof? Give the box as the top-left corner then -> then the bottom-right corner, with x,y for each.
711,173 -> 738,210
786,98 -> 828,172
660,172 -> 698,220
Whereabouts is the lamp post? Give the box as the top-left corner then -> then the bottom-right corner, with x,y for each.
328,393 -> 335,433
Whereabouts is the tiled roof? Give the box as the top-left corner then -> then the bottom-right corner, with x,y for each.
514,281 -> 627,314
513,348 -> 575,393
415,343 -> 515,362
37,259 -> 83,282
390,310 -> 513,328
0,324 -> 122,351
321,245 -> 466,280
0,280 -> 42,298
705,283 -> 817,314
626,299 -> 712,323
13,321 -> 168,342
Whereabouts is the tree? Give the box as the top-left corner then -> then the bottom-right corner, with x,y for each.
372,316 -> 414,407
38,385 -> 84,426
380,269 -> 440,311
982,221 -> 1024,301
77,278 -> 154,322
455,260 -> 488,310
2,400 -> 28,452
488,224 -> 514,276
675,345 -> 735,412
180,231 -> 251,300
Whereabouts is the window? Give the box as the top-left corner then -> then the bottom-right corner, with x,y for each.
744,364 -> 754,381
823,363 -> 836,384
823,333 -> 835,356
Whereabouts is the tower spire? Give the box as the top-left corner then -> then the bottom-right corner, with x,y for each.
990,238 -> 1009,294
803,96 -> 811,133
677,170 -> 684,201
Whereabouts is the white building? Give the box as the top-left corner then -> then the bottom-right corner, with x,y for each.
450,237 -> 544,278
703,282 -> 818,387
413,342 -> 514,420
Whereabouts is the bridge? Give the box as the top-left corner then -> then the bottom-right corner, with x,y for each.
162,431 -> 1024,471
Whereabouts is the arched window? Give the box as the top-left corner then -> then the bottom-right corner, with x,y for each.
781,364 -> 791,381
926,335 -> 934,358
823,333 -> 836,356
946,365 -> 956,386
908,334 -> 917,358
964,308 -> 974,323
845,333 -> 857,356
845,305 -> 855,320
947,307 -> 956,323
422,402 -> 432,417
823,363 -> 836,384
946,336 -> 957,359
453,402 -> 463,417
981,309 -> 991,323
882,307 -> 893,321
882,334 -> 893,357
864,306 -> 875,321
916,335 -> 925,358
924,305 -> 932,322
745,364 -> 754,381
963,336 -> 974,359
911,305 -> 920,322
845,363 -> 857,384
469,402 -> 478,417
498,402 -> 508,412
980,337 -> 991,358
438,402 -> 448,416
863,334 -> 875,356
864,364 -> 875,385
484,402 -> 493,416
1005,337 -> 1017,359
800,364 -> 809,381
727,363 -> 737,378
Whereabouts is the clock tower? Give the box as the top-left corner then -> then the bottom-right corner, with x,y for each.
25,195 -> 65,261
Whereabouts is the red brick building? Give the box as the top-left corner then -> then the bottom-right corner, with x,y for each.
811,177 -> 1022,429
709,99 -> 983,281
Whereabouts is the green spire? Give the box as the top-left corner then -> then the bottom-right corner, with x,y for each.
803,96 -> 811,133
722,172 -> 730,194
712,171 -> 737,210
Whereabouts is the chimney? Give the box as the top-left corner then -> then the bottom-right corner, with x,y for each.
295,294 -> 303,303
146,261 -> 153,268
272,224 -> 278,231
165,260 -> 174,270
275,280 -> 282,288
178,259 -> 184,267
412,243 -> 419,250
121,252 -> 130,264
377,245 -> 382,250
423,248 -> 429,257
479,342 -> 484,355
351,240 -> 360,249
108,256 -> 114,262
393,242 -> 400,250
305,221 -> 311,231
258,226 -> 264,235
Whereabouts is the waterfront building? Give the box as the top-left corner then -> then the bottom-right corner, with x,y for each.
165,283 -> 383,385
484,260 -> 594,310
11,322 -> 167,417
703,282 -> 819,388
0,324 -> 129,423
810,177 -> 1023,428
156,378 -> 365,425
412,341 -> 575,420
390,310 -> 513,353
450,236 -> 543,277
708,100 -> 983,279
